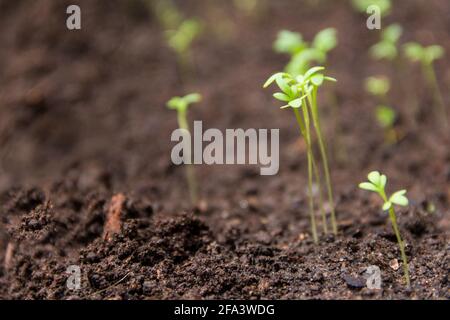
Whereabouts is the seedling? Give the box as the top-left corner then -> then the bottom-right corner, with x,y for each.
365,76 -> 398,144
359,171 -> 410,287
166,18 -> 202,71
263,67 -> 338,242
403,42 -> 448,128
370,24 -> 403,61
274,28 -> 337,76
365,76 -> 390,98
351,0 -> 391,17
167,93 -> 202,205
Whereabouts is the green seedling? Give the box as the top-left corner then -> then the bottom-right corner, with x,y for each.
376,105 -> 396,129
351,0 -> 392,17
403,42 -> 448,128
370,24 -> 403,61
274,28 -> 337,76
263,67 -> 338,242
365,76 -> 390,97
365,76 -> 398,144
167,93 -> 202,205
166,19 -> 202,71
359,171 -> 410,287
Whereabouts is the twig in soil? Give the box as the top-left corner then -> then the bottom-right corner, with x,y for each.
103,193 -> 126,241
89,272 -> 130,298
359,171 -> 411,288
4,242 -> 14,271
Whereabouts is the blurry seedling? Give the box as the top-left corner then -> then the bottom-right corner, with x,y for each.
274,28 -> 337,76
351,0 -> 392,17
166,19 -> 202,72
403,42 -> 448,128
359,171 -> 410,287
233,0 -> 266,17
365,76 -> 398,144
149,0 -> 182,30
263,67 -> 338,242
370,24 -> 403,61
167,93 -> 202,205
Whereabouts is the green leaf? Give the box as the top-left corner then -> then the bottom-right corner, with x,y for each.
311,74 -> 324,86
368,171 -> 381,186
263,73 -> 284,88
404,42 -> 424,62
365,76 -> 390,97
382,24 -> 403,43
276,76 -> 292,95
167,97 -> 183,110
390,190 -> 409,206
288,98 -> 303,108
359,182 -> 378,192
273,30 -> 305,55
425,45 -> 444,63
184,93 -> 202,104
379,174 -> 387,189
382,201 -> 392,211
370,42 -> 397,61
304,66 -> 325,80
376,105 -> 396,128
273,92 -> 290,102
324,76 -> 337,82
312,28 -> 337,53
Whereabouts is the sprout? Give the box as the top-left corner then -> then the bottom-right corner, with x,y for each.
274,28 -> 338,76
166,19 -> 202,70
376,105 -> 396,129
359,171 -> 411,287
167,93 -> 202,205
365,76 -> 390,97
273,30 -> 306,55
403,42 -> 448,128
370,24 -> 403,61
264,67 -> 338,242
365,76 -> 398,144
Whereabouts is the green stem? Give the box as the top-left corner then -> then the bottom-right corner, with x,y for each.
380,191 -> 410,288
293,109 -> 327,234
423,63 -> 448,129
308,89 -> 338,235
177,110 -> 198,205
293,108 -> 318,243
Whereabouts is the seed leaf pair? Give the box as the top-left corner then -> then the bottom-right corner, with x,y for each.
167,93 -> 202,112
359,171 -> 408,211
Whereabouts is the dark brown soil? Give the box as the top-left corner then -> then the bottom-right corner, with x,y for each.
0,0 -> 448,299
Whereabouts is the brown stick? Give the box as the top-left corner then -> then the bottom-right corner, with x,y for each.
103,193 -> 126,241
4,242 -> 14,270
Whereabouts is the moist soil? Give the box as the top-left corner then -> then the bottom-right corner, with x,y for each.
0,0 -> 448,299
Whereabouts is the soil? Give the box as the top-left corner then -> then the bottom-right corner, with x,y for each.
0,0 -> 449,299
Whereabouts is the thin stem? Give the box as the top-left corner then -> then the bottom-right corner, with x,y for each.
177,110 -> 198,205
308,89 -> 338,235
380,191 -> 410,288
294,108 -> 318,243
423,62 -> 448,129
293,108 -> 327,234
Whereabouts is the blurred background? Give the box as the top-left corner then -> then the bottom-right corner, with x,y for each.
0,0 -> 448,215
